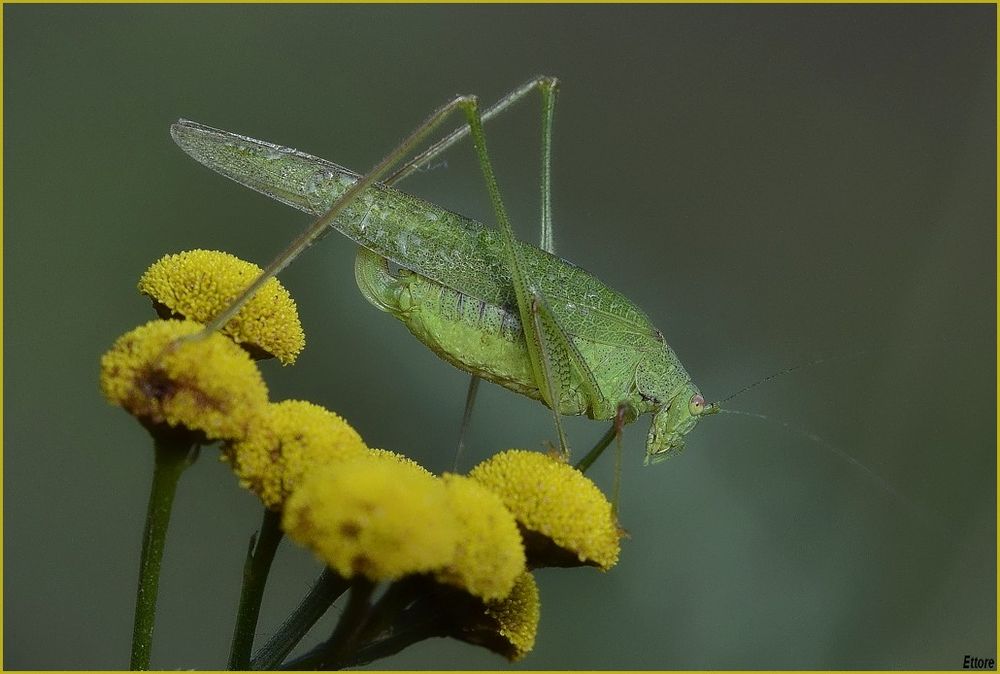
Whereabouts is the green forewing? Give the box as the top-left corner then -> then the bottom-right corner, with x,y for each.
173,122 -> 655,342
171,121 -> 690,413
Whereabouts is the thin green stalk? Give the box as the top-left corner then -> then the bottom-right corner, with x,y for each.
330,586 -> 451,669
250,568 -> 349,670
574,425 -> 617,473
285,580 -> 375,670
228,507 -> 284,669
282,578 -> 422,670
129,433 -> 195,670
331,613 -> 444,669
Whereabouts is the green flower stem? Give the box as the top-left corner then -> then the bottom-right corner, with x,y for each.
250,568 -> 349,670
324,578 -> 378,668
285,579 -> 376,670
282,578 -> 421,670
228,507 -> 284,670
336,619 -> 443,669
334,598 -> 446,669
348,578 -> 421,649
129,432 -> 196,670
574,425 -> 617,473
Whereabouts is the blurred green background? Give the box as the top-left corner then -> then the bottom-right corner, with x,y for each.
4,4 -> 995,669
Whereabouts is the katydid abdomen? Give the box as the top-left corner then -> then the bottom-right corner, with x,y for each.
354,246 -> 682,420
171,119 -> 714,460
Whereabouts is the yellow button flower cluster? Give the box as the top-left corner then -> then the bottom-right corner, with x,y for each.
281,448 -> 621,590
436,474 -> 527,601
484,571 -> 540,660
100,318 -> 268,442
139,249 -> 305,364
102,249 -> 307,443
225,400 -> 369,509
367,447 -> 436,476
283,458 -> 460,582
103,248 -> 624,664
469,449 -> 622,570
277,446 -> 621,661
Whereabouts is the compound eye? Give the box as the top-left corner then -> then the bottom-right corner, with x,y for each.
689,394 -> 706,415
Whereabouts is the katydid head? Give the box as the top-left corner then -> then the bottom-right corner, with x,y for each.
645,388 -> 719,465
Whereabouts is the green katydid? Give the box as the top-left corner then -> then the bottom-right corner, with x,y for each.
171,76 -> 719,473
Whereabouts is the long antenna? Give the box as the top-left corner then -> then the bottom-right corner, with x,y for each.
715,350 -> 870,406
718,408 -> 944,531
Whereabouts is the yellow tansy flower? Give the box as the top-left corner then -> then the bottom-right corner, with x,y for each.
440,570 -> 541,661
468,450 -> 621,571
435,474 -> 526,601
367,447 -> 435,477
138,249 -> 305,365
283,458 -> 459,581
484,571 -> 540,660
225,400 -> 369,509
100,319 -> 268,441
